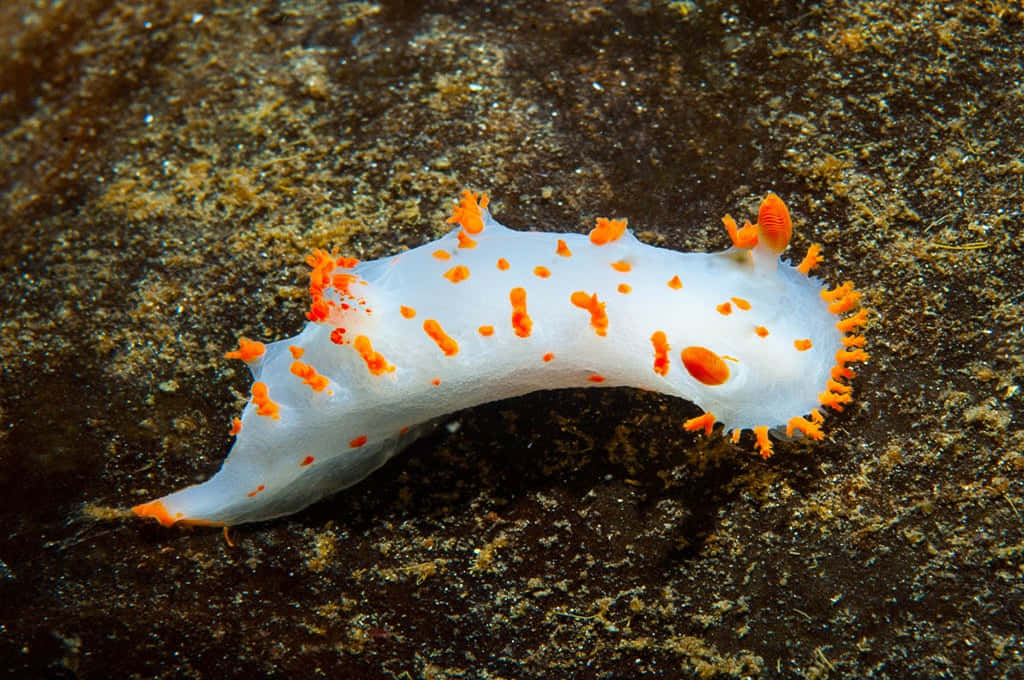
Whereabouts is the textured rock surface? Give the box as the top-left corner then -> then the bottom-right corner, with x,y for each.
1,1 -> 1022,677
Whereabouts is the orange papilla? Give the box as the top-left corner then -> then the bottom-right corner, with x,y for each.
290,361 -> 329,391
556,239 -> 572,257
753,426 -> 774,459
446,189 -> 488,234
680,346 -> 730,386
444,265 -> 470,283
510,287 -> 532,338
589,217 -> 627,246
423,319 -> 459,356
683,412 -> 716,436
570,291 -> 608,336
225,337 -> 266,362
786,416 -> 824,440
756,193 -> 792,253
650,330 -> 671,376
353,335 -> 394,375
251,381 -> 280,419
797,244 -> 823,275
722,215 -> 758,249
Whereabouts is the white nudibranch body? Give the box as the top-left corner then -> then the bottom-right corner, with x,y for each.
133,191 -> 868,527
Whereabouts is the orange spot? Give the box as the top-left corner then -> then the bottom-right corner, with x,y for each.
570,291 -> 608,336
716,302 -> 732,315
247,484 -> 266,498
617,283 -> 631,294
290,361 -> 329,391
131,500 -> 179,527
400,426 -> 409,434
478,325 -> 495,336
497,257 -> 510,271
446,189 -> 488,234
794,338 -> 812,351
225,338 -> 266,362
289,345 -> 304,359
757,193 -> 792,254
543,352 -> 555,362
457,230 -> 477,249
330,327 -> 347,344
667,275 -> 683,290
300,455 -> 315,466
681,346 -> 730,386
433,250 -> 451,261
353,335 -> 394,375
400,305 -> 417,319
588,374 -> 605,383
797,244 -> 823,274
651,331 -> 670,376
753,426 -> 774,458
444,265 -> 470,283
424,319 -> 459,356
431,378 -> 441,386
684,412 -> 716,436
533,265 -> 551,278
251,382 -> 280,419
610,260 -> 631,273
589,217 -> 627,245
229,418 -> 242,436
730,297 -> 751,310
755,326 -> 769,337
556,239 -> 572,257
510,287 -> 532,338
349,435 -> 368,448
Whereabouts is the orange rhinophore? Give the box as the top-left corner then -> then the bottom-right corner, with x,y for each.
251,382 -> 280,419
756,193 -> 792,253
510,287 -> 532,338
290,361 -> 329,392
225,338 -> 265,362
570,291 -> 608,336
589,217 -> 627,245
423,319 -> 459,356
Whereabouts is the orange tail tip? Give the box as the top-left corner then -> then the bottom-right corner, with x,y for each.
132,499 -> 180,527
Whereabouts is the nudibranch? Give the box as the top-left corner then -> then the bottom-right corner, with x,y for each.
133,191 -> 868,527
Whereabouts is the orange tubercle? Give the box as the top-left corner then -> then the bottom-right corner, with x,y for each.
667,275 -> 683,290
444,265 -> 470,283
533,265 -> 551,278
478,325 -> 495,337
589,217 -> 627,245
610,260 -> 631,273
423,319 -> 459,356
400,305 -> 417,319
556,239 -> 572,257
251,382 -> 280,419
497,257 -> 510,271
225,338 -> 266,362
510,287 -> 532,338
570,291 -> 608,336
349,435 -> 368,448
